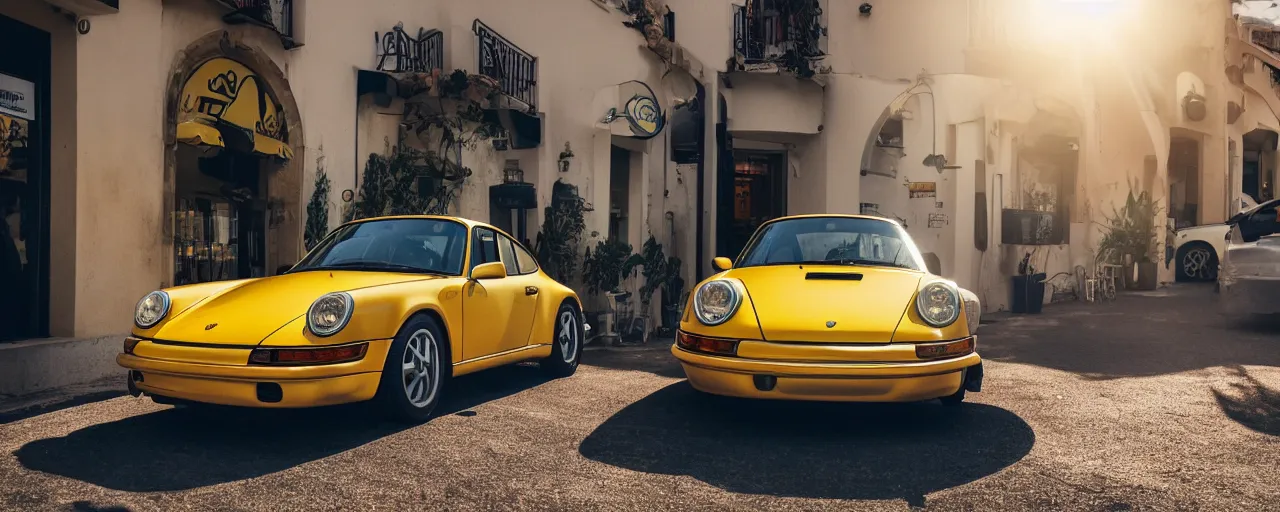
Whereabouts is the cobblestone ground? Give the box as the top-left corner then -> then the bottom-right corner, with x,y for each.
2,284 -> 1278,511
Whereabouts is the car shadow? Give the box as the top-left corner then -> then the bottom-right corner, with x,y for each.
13,364 -> 550,492
1213,366 -> 1280,437
977,284 -> 1280,380
578,382 -> 1035,507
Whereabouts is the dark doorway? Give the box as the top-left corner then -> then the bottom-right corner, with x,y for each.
720,150 -> 787,260
1242,129 -> 1276,204
1168,135 -> 1201,229
0,14 -> 51,342
172,146 -> 269,285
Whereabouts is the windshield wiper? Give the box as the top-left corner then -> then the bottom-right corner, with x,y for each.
795,259 -> 913,269
293,261 -> 449,275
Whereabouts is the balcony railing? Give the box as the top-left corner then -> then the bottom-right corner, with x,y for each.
220,0 -> 298,48
473,19 -> 539,111
732,0 -> 825,71
375,24 -> 444,74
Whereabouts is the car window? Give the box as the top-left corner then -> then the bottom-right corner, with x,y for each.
291,218 -> 468,275
470,228 -> 501,268
513,239 -> 539,274
738,216 -> 923,270
497,236 -> 520,275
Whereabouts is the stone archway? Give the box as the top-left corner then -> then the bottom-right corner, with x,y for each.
161,30 -> 304,286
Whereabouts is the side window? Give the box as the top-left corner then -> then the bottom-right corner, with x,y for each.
470,228 -> 501,268
513,239 -> 539,274
497,237 -> 520,275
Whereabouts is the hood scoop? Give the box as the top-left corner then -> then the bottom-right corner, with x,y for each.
805,272 -> 863,281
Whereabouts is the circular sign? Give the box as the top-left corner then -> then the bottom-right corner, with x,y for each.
77,19 -> 91,35
625,95 -> 662,137
341,189 -> 354,202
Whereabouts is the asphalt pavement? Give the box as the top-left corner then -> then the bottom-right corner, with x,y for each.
2,284 -> 1279,511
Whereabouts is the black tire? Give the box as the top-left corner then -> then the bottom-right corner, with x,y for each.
374,314 -> 450,423
541,302 -> 583,378
1176,243 -> 1217,282
939,387 -> 966,407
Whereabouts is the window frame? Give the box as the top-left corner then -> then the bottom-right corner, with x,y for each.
469,226 -> 502,270
501,233 -> 540,276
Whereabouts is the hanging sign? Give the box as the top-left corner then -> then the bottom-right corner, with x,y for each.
599,80 -> 665,139
176,57 -> 292,159
0,73 -> 36,122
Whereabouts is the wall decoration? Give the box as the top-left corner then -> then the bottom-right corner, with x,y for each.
860,202 -> 880,215
928,213 -> 949,228
601,81 -> 665,139
374,23 -> 444,74
907,181 -> 937,198
177,57 -> 291,159
558,142 -> 574,172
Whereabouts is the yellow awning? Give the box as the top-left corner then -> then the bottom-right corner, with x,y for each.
175,120 -> 293,160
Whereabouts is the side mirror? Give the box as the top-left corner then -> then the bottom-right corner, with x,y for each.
276,264 -> 294,276
712,257 -> 733,271
470,261 -> 507,280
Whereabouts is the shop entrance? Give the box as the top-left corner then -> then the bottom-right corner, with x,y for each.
0,14 -> 50,342
720,150 -> 786,260
170,56 -> 293,285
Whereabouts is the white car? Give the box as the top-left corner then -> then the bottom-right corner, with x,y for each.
1172,194 -> 1260,281
1219,198 -> 1280,315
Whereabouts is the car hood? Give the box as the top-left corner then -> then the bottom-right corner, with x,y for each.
149,271 -> 438,345
725,265 -> 925,343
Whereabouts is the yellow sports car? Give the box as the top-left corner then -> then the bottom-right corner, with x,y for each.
118,216 -> 586,422
672,214 -> 983,406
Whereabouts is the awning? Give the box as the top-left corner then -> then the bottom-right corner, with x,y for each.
175,120 -> 293,160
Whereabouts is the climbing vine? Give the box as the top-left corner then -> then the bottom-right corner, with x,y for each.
303,150 -> 331,250
346,69 -> 506,220
535,180 -> 591,284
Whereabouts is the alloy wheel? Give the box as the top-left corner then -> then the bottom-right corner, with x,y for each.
401,328 -> 440,408
558,311 -> 578,364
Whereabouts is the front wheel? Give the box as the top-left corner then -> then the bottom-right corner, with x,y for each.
375,315 -> 449,423
1177,244 -> 1217,282
541,303 -> 583,378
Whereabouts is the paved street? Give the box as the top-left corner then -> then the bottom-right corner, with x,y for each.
2,284 -> 1279,511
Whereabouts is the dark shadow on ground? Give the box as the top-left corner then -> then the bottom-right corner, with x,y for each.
579,382 -> 1034,507
977,283 -> 1280,379
1213,366 -> 1280,436
0,390 -> 128,426
582,341 -> 685,379
14,364 -> 549,492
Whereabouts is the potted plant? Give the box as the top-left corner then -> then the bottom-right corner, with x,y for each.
1011,251 -> 1047,314
1097,183 -> 1161,291
582,238 -> 642,344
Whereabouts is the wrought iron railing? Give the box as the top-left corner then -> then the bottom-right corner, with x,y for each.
732,0 -> 825,65
375,24 -> 444,74
473,20 -> 539,111
220,0 -> 294,40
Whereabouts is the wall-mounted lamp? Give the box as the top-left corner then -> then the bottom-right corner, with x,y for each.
558,142 -> 574,172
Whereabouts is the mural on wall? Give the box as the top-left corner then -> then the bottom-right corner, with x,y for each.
0,114 -> 27,182
177,57 -> 291,159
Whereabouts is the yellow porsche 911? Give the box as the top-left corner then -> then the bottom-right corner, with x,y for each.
118,216 -> 585,422
672,214 -> 983,406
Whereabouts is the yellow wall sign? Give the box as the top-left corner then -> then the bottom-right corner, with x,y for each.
177,57 -> 292,159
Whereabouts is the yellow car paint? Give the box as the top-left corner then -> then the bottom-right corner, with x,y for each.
675,213 -> 983,403
118,215 -> 583,410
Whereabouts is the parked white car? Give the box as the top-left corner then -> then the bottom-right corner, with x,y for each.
1219,198 -> 1280,316
1172,194 -> 1260,281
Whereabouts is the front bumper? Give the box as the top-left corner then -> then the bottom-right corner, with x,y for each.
670,342 -> 983,402
117,338 -> 393,408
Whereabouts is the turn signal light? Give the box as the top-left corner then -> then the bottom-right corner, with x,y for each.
123,337 -> 142,354
676,331 -> 739,356
249,343 -> 369,365
915,337 -> 976,359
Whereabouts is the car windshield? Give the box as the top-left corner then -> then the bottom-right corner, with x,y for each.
738,216 -> 924,271
289,218 -> 469,276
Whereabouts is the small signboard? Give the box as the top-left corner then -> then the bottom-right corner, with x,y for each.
0,73 -> 36,121
907,181 -> 937,198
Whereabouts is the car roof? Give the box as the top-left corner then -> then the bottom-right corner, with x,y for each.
758,213 -> 903,228
336,215 -> 515,238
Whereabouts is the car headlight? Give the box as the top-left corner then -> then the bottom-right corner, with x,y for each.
307,292 -> 354,337
959,288 -> 981,335
916,280 -> 961,327
134,291 -> 171,329
693,279 -> 742,326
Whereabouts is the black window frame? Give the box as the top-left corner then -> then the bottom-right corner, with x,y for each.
501,233 -> 539,275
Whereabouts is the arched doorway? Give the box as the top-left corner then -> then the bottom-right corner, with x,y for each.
163,32 -> 303,287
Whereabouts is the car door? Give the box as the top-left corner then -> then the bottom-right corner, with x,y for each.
496,234 -> 541,347
1238,201 -> 1279,243
461,227 -> 524,361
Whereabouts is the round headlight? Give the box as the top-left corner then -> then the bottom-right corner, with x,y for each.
308,292 -> 354,337
134,291 -> 171,329
916,281 -> 961,327
694,279 -> 741,326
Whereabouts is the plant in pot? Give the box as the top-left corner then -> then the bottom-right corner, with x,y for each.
1097,183 -> 1161,291
582,238 -> 642,345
